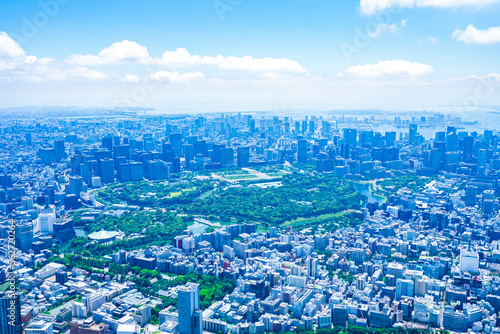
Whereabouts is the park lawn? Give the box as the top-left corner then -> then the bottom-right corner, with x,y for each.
280,210 -> 353,228
225,175 -> 259,180
166,192 -> 182,198
0,282 -> 10,291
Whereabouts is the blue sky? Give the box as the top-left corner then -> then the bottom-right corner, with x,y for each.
0,0 -> 499,111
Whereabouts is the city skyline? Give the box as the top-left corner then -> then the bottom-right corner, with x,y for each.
2,109 -> 500,333
0,0 -> 499,111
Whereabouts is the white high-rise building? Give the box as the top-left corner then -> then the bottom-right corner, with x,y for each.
459,248 -> 479,273
83,291 -> 105,312
38,207 -> 56,234
492,240 -> 500,252
72,301 -> 88,319
396,278 -> 415,300
182,236 -> 195,254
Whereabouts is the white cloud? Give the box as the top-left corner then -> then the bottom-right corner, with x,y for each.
0,33 -> 307,83
219,56 -> 307,72
369,23 -> 398,38
461,72 -> 500,81
157,48 -> 308,73
156,48 -> 221,67
46,67 -> 111,81
259,72 -> 285,80
453,24 -> 500,44
67,40 -> 151,65
359,0 -> 500,16
0,31 -> 50,71
416,36 -> 440,45
367,19 -> 408,38
122,74 -> 141,83
67,43 -> 308,73
347,59 -> 434,77
0,32 -> 109,81
0,32 -> 26,58
149,71 -> 205,83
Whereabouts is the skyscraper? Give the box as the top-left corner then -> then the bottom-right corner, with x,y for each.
170,133 -> 183,157
54,140 -> 66,161
101,136 -> 113,151
237,147 -> 250,167
297,139 -> 308,163
465,185 -> 477,207
446,132 -> 458,152
178,283 -> 203,334
343,128 -> 357,148
98,159 -> 114,184
0,291 -> 22,334
396,278 -> 414,300
306,256 -> 318,278
409,123 -> 418,145
68,176 -> 83,197
462,135 -> 474,162
15,222 -> 33,253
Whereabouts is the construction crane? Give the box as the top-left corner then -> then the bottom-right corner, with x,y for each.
55,207 -> 72,221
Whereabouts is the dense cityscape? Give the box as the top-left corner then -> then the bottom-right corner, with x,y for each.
1,110 -> 500,334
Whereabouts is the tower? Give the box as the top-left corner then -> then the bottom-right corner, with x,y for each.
178,283 -> 203,334
409,123 -> 418,145
297,139 -> 308,163
0,291 -> 22,334
306,256 -> 318,279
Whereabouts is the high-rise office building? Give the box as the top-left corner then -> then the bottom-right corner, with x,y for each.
130,162 -> 144,181
98,159 -> 114,184
170,133 -> 183,157
178,283 -> 203,334
343,128 -> 357,148
396,278 -> 414,300
237,147 -> 250,167
101,137 -> 113,151
16,222 -> 33,253
0,291 -> 22,334
163,143 -> 176,163
297,140 -> 308,163
0,174 -> 13,189
462,136 -> 474,162
113,145 -> 130,163
464,185 -> 477,207
309,120 -> 315,134
220,147 -> 234,165
68,176 -> 83,197
340,143 -> 350,159
184,144 -> 195,167
385,131 -> 396,147
306,256 -> 318,278
446,133 -> 458,152
459,248 -> 479,273
409,123 -> 418,145
117,163 -> 131,182
38,207 -> 56,234
54,140 -> 66,161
